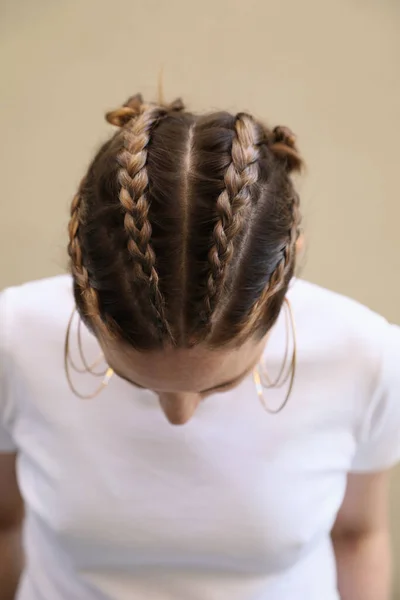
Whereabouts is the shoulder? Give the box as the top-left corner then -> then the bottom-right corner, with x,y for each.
288,279 -> 391,347
287,279 -> 400,393
288,281 -> 400,472
1,274 -> 72,312
0,276 -> 74,450
0,275 -> 74,351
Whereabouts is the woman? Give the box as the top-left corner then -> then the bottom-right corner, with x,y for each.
0,94 -> 399,600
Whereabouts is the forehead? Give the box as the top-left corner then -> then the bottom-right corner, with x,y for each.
102,338 -> 263,393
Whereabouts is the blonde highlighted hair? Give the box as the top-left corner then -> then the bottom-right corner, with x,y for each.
68,94 -> 302,349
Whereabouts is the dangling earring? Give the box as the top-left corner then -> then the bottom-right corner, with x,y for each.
64,308 -> 114,399
253,298 -> 297,414
76,316 -> 108,376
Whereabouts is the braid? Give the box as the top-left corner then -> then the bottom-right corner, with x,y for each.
204,113 -> 260,325
69,94 -> 304,351
109,99 -> 173,339
239,201 -> 300,340
68,182 -> 102,324
236,126 -> 302,340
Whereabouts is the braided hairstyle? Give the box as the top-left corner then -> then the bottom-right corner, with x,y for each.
68,95 -> 302,350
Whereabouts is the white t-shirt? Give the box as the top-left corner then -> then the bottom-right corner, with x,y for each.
1,275 -> 400,600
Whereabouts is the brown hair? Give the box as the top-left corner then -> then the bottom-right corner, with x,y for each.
68,94 -> 302,350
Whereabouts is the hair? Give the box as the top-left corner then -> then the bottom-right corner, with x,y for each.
68,93 -> 303,350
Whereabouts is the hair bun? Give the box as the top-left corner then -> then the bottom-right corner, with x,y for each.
270,125 -> 302,173
106,94 -> 185,128
272,126 -> 296,148
105,94 -> 145,127
167,97 -> 185,112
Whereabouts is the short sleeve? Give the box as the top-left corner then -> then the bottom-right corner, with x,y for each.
0,290 -> 18,453
351,322 -> 400,472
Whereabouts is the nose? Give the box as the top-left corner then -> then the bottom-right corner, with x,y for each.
157,392 -> 202,425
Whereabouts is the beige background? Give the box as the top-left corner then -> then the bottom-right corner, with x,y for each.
0,0 -> 399,594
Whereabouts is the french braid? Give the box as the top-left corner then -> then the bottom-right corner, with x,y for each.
107,96 -> 174,339
68,181 -> 103,326
69,93 -> 304,351
237,125 -> 302,339
204,113 -> 260,325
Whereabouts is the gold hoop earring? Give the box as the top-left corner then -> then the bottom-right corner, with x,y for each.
64,308 -> 114,400
77,316 -> 108,376
253,298 -> 297,414
66,309 -> 106,376
258,300 -> 291,389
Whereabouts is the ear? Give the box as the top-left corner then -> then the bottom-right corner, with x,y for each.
296,233 -> 305,256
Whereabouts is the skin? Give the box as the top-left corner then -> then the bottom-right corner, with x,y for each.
101,335 -> 267,425
0,454 -> 24,600
332,471 -> 392,600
